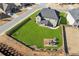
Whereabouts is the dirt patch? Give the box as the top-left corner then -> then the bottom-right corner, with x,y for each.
0,17 -> 14,25
32,49 -> 64,56
65,26 -> 79,55
0,35 -> 33,56
47,3 -> 79,11
0,34 -> 64,56
44,38 -> 57,47
0,20 -> 8,25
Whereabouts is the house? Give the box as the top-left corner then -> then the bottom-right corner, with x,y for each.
36,8 -> 60,27
67,8 -> 79,27
0,3 -> 21,16
0,3 -> 35,19
0,4 -> 11,19
0,3 -> 35,16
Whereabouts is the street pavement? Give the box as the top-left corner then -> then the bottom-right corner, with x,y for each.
0,4 -> 46,36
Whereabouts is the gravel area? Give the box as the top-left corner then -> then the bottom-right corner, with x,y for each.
65,26 -> 79,55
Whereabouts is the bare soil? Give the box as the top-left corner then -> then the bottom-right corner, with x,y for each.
0,35 -> 33,56
32,49 -> 64,56
0,20 -> 8,25
0,34 -> 65,56
65,26 -> 79,55
47,3 -> 79,11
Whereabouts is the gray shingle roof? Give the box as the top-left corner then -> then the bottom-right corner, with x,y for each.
69,9 -> 79,20
40,8 -> 59,20
69,9 -> 79,26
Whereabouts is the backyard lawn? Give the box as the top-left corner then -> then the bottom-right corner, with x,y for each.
12,10 -> 62,49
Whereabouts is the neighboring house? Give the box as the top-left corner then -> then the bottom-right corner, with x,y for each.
0,3 -> 35,16
67,9 -> 79,27
0,3 -> 35,19
3,3 -> 20,15
36,8 -> 60,27
0,3 -> 21,16
0,4 -> 10,19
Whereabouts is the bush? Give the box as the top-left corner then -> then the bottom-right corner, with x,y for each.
59,12 -> 67,24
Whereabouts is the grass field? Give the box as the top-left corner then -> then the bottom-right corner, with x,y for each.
12,10 -> 62,49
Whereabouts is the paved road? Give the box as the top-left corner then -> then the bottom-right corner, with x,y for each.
0,4 -> 46,36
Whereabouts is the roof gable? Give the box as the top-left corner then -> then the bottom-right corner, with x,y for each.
40,8 -> 59,20
69,9 -> 79,20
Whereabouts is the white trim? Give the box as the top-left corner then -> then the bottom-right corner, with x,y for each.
67,12 -> 75,25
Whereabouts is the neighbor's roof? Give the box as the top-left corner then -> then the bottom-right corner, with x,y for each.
69,8 -> 79,20
2,3 -> 8,11
0,8 -> 5,13
40,8 -> 59,20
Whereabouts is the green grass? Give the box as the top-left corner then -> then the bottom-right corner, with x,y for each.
12,10 -> 62,49
59,12 -> 68,24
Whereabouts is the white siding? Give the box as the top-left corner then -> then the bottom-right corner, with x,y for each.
36,16 -> 41,23
45,18 -> 57,27
67,12 -> 75,25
